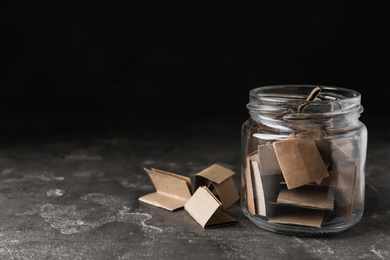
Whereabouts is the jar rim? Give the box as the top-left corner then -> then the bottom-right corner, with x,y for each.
249,85 -> 361,105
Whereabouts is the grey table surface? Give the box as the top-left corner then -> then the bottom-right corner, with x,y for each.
0,114 -> 389,260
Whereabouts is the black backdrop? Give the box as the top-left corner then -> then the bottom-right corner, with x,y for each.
2,2 -> 389,121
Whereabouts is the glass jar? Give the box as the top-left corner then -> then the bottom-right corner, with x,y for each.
241,85 -> 367,235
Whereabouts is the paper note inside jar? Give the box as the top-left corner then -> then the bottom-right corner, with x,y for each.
273,139 -> 329,189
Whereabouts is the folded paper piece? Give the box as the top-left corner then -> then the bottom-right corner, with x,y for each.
273,139 -> 329,189
195,164 -> 239,208
268,205 -> 327,228
139,168 -> 193,211
319,171 -> 338,187
245,158 -> 256,214
277,184 -> 334,210
251,161 -> 266,216
258,144 -> 282,175
185,186 -> 237,228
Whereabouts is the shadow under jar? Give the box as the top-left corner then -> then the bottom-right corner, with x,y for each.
241,85 -> 367,235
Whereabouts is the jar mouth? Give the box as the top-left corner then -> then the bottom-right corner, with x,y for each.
247,85 -> 362,117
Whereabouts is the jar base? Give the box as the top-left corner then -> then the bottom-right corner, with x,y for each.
242,206 -> 363,236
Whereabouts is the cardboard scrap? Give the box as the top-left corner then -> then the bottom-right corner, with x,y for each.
330,141 -> 358,219
139,168 -> 192,211
273,139 -> 329,189
195,164 -> 239,208
185,186 -> 237,228
247,122 -> 262,155
268,205 -> 327,228
258,144 -> 282,175
334,160 -> 356,219
245,158 -> 256,214
251,161 -> 266,216
277,184 -> 335,210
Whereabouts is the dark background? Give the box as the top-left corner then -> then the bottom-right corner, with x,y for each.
1,2 -> 389,123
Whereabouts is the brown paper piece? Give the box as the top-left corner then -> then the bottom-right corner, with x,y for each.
268,205 -> 326,228
248,151 -> 259,164
245,158 -> 256,214
319,171 -> 339,187
273,139 -> 329,189
334,160 -> 356,219
195,164 -> 239,208
351,157 -> 361,209
297,86 -> 322,113
151,168 -> 193,193
330,142 -> 358,218
139,168 -> 192,211
277,184 -> 334,210
184,186 -> 237,228
247,122 -> 262,155
258,144 -> 282,175
250,161 -> 266,216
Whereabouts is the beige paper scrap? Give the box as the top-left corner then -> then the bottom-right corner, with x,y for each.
258,144 -> 282,175
273,139 -> 329,189
251,160 -> 266,216
334,160 -> 356,219
139,168 -> 192,211
245,158 -> 256,214
195,164 -> 239,208
277,184 -> 334,210
184,186 -> 237,228
269,206 -> 326,228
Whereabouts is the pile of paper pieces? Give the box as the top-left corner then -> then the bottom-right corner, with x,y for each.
245,137 -> 360,228
139,164 -> 240,228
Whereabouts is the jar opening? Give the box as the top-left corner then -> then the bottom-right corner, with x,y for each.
247,85 -> 363,129
248,85 -> 361,112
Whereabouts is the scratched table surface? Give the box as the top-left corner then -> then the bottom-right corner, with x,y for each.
0,114 -> 389,260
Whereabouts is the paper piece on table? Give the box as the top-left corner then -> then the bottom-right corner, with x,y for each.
273,139 -> 329,189
251,161 -> 266,216
245,158 -> 256,214
139,168 -> 192,211
258,144 -> 282,175
268,205 -> 326,228
194,164 -> 239,208
277,184 -> 334,210
184,186 -> 237,228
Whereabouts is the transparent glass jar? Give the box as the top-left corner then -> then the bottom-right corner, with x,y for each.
241,85 -> 367,235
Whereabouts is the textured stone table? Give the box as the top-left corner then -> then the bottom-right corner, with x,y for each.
0,115 -> 389,259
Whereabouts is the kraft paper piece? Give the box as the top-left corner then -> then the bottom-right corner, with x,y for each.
319,171 -> 339,187
262,174 -> 284,216
297,86 -> 322,113
277,184 -> 335,210
334,159 -> 356,219
248,151 -> 259,164
268,205 -> 327,228
247,122 -> 261,155
351,157 -> 361,209
245,158 -> 256,214
251,161 -> 266,216
315,139 -> 332,168
273,139 -> 329,189
139,168 -> 192,211
195,164 -> 239,209
258,144 -> 282,175
184,186 -> 237,228
330,142 -> 358,218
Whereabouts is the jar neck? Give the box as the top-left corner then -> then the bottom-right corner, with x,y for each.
247,85 -> 363,134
